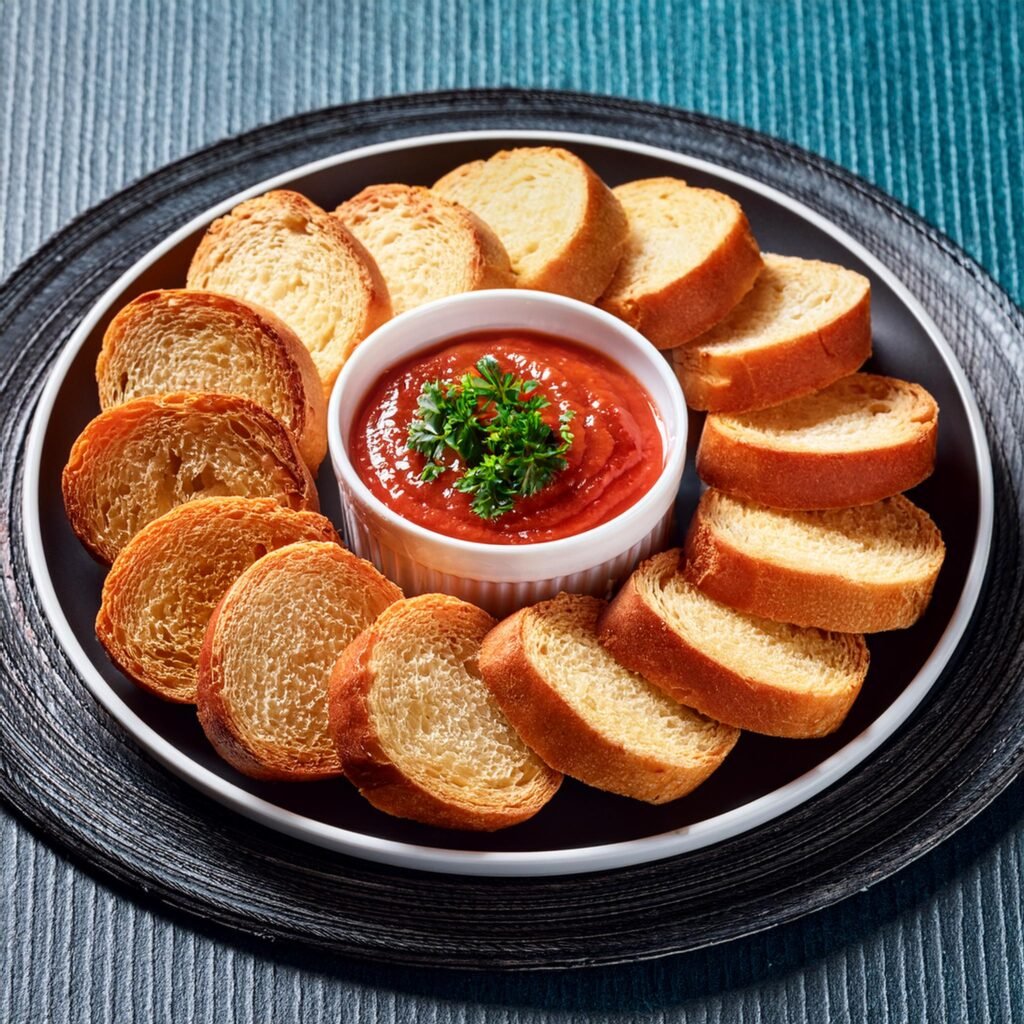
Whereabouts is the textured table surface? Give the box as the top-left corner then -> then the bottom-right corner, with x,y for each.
2,1 -> 1023,1021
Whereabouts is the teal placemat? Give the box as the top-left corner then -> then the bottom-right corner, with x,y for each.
1,1 -> 1022,1021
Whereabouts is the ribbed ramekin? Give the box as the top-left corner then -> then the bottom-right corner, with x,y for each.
327,289 -> 686,618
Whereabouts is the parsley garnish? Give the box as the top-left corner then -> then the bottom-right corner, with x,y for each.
407,355 -> 575,520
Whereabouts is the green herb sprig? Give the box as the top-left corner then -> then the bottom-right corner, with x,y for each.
407,355 -> 575,520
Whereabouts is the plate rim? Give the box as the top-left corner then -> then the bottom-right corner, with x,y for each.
22,127 -> 996,877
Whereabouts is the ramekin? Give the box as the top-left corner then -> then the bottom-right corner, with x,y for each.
327,289 -> 687,617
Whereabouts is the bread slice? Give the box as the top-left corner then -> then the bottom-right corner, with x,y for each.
683,489 -> 945,632
597,178 -> 763,349
197,542 -> 402,781
334,184 -> 516,314
673,254 -> 872,411
63,392 -> 318,564
479,593 -> 739,803
329,594 -> 561,831
433,146 -> 627,302
186,189 -> 392,398
96,289 -> 328,468
96,498 -> 340,703
697,373 -> 939,509
598,550 -> 869,738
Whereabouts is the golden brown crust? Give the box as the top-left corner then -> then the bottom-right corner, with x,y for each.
95,498 -> 340,703
62,392 -> 319,564
479,603 -> 738,803
433,147 -> 628,302
682,494 -> 945,632
328,596 -> 561,831
196,543 -> 400,782
600,193 -> 763,350
187,190 -> 392,399
195,587 -> 312,781
696,405 -> 939,511
597,553 -> 869,738
674,288 -> 872,411
96,289 -> 328,469
334,184 -> 516,305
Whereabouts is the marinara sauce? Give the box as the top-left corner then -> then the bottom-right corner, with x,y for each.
350,331 -> 664,544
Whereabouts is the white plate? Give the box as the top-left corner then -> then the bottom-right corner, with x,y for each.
23,130 -> 994,876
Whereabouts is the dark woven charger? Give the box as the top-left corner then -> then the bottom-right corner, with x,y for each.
1,91 -> 1022,971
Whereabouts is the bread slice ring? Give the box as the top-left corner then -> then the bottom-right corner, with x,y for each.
696,373 -> 939,509
187,189 -> 391,399
329,594 -> 562,831
480,593 -> 739,803
599,550 -> 869,738
63,392 -> 318,564
683,490 -> 946,633
433,146 -> 627,302
334,183 -> 515,314
198,542 -> 402,781
598,177 -> 763,349
674,253 -> 871,411
96,497 -> 340,703
96,289 -> 328,469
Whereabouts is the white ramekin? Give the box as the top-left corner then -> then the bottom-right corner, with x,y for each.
327,289 -> 687,617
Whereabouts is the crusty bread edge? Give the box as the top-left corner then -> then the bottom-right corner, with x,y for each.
682,494 -> 945,632
696,412 -> 938,509
96,289 -> 329,469
600,197 -> 764,349
334,185 -> 517,298
597,555 -> 868,738
186,190 -> 393,401
94,498 -> 342,704
62,392 -> 320,565
196,551 -> 355,782
675,286 -> 872,412
433,148 -> 628,302
480,606 -> 738,803
328,624 -> 561,832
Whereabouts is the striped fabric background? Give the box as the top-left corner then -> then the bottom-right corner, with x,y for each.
1,1 -> 1022,1020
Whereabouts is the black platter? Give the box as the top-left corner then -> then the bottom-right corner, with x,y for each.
0,91 -> 1021,969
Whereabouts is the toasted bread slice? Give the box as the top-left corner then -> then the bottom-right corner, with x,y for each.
329,594 -> 561,831
197,542 -> 402,781
63,392 -> 318,564
598,178 -> 763,349
96,289 -> 327,468
480,593 -> 739,803
433,147 -> 627,302
697,373 -> 939,509
96,498 -> 340,703
334,184 -> 516,314
599,551 -> 869,738
674,254 -> 872,411
683,490 -> 945,632
186,190 -> 391,398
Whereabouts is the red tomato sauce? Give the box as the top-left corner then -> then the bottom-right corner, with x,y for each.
350,332 -> 665,544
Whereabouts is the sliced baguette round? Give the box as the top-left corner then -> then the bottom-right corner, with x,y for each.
598,550 -> 869,738
683,489 -> 946,632
186,189 -> 392,398
329,594 -> 562,831
63,392 -> 318,564
598,178 -> 763,349
96,497 -> 340,703
197,542 -> 402,781
96,289 -> 327,468
480,593 -> 739,803
697,373 -> 939,509
674,253 -> 872,411
334,184 -> 515,314
433,146 -> 627,302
